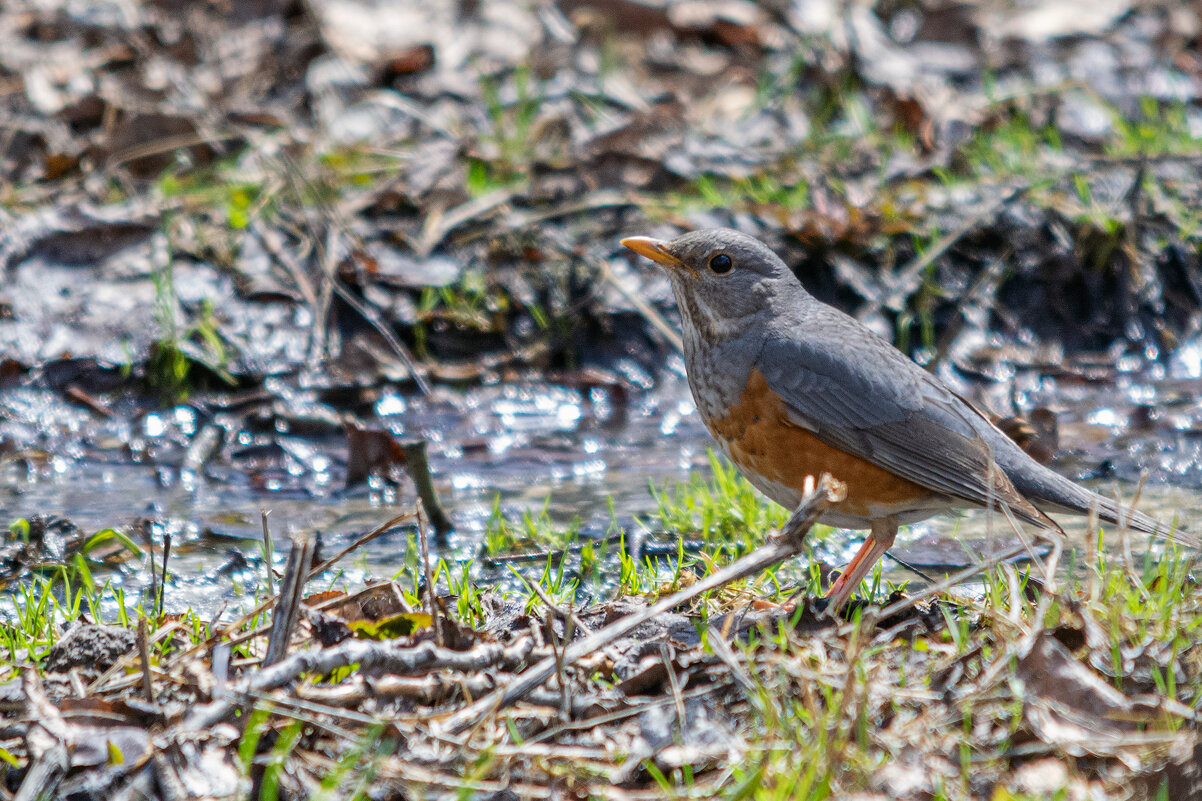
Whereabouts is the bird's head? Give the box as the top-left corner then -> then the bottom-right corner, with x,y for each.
621,228 -> 803,340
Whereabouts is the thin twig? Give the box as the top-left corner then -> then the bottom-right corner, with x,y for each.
401,440 -> 452,535
181,638 -> 534,732
107,131 -> 241,169
15,671 -> 70,801
331,279 -> 432,395
137,617 -> 155,703
85,621 -> 187,695
264,534 -> 315,667
524,683 -> 729,747
307,511 -> 418,579
260,508 -> 274,596
139,512 -> 416,684
156,533 -> 171,620
870,540 -> 1035,626
146,526 -> 157,614
545,615 -> 569,723
415,187 -> 516,257
659,642 -> 686,726
439,474 -> 846,734
598,259 -> 684,354
705,631 -> 756,695
511,566 -> 595,637
417,503 -> 444,648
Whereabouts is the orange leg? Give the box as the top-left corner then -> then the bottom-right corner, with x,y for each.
825,518 -> 898,613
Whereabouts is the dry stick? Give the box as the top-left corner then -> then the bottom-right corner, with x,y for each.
401,440 -> 453,535
137,617 -> 155,703
705,631 -> 756,695
308,510 -> 417,579
1086,504 -> 1102,601
180,637 -> 534,733
493,188 -> 639,234
278,152 -> 357,377
141,512 -> 416,683
525,683 -> 728,749
439,474 -> 847,735
415,187 -> 516,257
146,529 -> 157,613
13,746 -> 66,801
516,577 -> 585,719
85,621 -> 187,696
512,567 -> 595,637
331,279 -> 432,395
253,221 -> 319,314
66,669 -> 86,699
280,149 -> 476,397
1124,157 -> 1147,268
107,131 -> 240,169
879,551 -> 939,585
260,508 -> 274,596
659,642 -> 686,726
869,540 -> 1034,627
281,151 -> 336,370
237,690 -> 381,734
998,503 -> 1049,582
1042,533 -> 1063,598
828,615 -> 868,769
157,533 -> 172,620
561,612 -> 577,714
416,503 -> 444,648
545,615 -> 569,723
301,671 -> 497,706
1116,474 -> 1151,597
263,534 -> 315,667
15,672 -> 71,801
598,259 -> 684,354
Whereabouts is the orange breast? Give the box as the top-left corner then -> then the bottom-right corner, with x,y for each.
705,369 -> 934,518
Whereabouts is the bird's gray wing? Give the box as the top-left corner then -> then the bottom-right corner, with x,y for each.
757,308 -> 1046,521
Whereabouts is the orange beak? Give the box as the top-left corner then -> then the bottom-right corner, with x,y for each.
620,236 -> 692,274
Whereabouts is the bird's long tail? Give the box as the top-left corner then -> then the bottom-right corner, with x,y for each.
1006,456 -> 1192,545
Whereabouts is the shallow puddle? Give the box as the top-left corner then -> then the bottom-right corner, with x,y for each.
2,356 -> 1202,615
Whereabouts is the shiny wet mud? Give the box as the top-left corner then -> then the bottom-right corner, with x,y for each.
3,352 -> 1200,616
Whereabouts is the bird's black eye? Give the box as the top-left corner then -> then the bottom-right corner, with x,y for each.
708,253 -> 733,274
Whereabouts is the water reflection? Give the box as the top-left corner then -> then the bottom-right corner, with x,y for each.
2,357 -> 1201,615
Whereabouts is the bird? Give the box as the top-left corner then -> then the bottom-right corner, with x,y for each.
621,228 -> 1167,611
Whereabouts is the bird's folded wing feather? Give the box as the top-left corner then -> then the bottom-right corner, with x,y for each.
757,309 -> 1045,521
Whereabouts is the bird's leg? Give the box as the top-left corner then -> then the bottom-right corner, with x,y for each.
825,517 -> 899,613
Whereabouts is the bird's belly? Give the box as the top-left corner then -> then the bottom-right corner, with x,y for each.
702,368 -> 945,528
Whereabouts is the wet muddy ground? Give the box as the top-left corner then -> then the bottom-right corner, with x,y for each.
3,355 -> 1199,613
5,0 -> 1202,798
